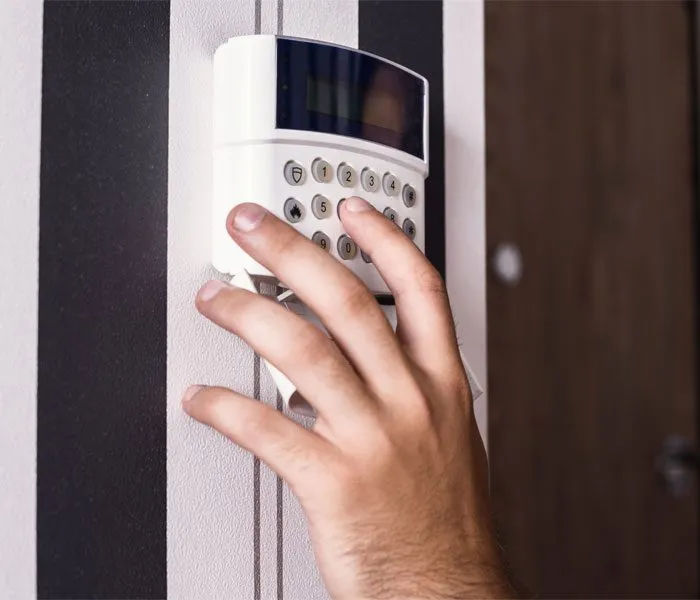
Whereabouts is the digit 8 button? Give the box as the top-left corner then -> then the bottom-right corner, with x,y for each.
383,207 -> 399,225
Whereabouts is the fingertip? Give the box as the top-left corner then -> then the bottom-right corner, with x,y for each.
343,196 -> 373,214
226,203 -> 268,234
182,385 -> 206,412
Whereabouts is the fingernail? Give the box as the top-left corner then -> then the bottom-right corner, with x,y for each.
182,385 -> 205,403
344,196 -> 372,213
198,279 -> 228,302
232,203 -> 267,232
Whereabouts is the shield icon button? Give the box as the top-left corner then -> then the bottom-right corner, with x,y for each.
292,167 -> 302,183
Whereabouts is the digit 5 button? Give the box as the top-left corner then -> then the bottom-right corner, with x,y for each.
311,194 -> 332,219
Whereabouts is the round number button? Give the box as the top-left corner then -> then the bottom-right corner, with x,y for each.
312,231 -> 331,252
402,184 -> 417,207
361,250 -> 372,263
361,168 -> 380,192
283,160 -> 306,186
383,207 -> 399,225
338,163 -> 357,188
402,218 -> 417,240
311,194 -> 332,219
311,158 -> 333,183
337,234 -> 357,260
383,172 -> 400,196
283,197 -> 305,223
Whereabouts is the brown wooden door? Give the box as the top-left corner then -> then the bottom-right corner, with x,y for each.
485,2 -> 699,597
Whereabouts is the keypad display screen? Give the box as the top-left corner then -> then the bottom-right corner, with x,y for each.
277,38 -> 425,160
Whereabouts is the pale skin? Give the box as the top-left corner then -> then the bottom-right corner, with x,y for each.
182,195 -> 515,599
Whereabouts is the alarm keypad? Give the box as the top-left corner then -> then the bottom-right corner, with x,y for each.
280,157 -> 420,270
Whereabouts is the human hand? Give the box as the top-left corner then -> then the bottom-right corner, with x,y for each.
183,196 -> 513,599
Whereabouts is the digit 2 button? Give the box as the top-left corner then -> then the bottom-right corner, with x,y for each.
338,163 -> 357,188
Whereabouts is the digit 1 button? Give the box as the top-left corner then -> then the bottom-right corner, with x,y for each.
311,158 -> 333,183
311,194 -> 332,219
361,168 -> 379,192
283,197 -> 305,223
383,207 -> 399,224
284,160 -> 306,186
383,172 -> 400,196
312,231 -> 331,252
402,218 -> 417,240
402,184 -> 417,207
337,163 -> 357,188
337,234 -> 357,260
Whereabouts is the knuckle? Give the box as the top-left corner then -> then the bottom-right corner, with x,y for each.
336,278 -> 376,320
415,264 -> 447,298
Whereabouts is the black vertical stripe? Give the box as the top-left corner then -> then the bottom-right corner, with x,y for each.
37,2 -> 169,598
359,0 -> 446,278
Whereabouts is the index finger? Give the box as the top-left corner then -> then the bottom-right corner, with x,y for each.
339,196 -> 462,375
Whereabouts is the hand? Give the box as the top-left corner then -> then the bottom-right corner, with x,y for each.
183,196 -> 513,599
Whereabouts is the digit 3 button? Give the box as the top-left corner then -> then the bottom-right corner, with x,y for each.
283,197 -> 305,223
361,168 -> 380,192
283,160 -> 306,186
312,231 -> 331,252
402,217 -> 417,240
337,163 -> 357,188
311,194 -> 332,219
383,207 -> 399,225
337,234 -> 357,260
311,158 -> 333,183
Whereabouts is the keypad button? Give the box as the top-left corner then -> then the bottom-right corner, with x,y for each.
383,207 -> 399,225
337,234 -> 357,260
311,158 -> 333,183
283,197 -> 305,223
361,250 -> 372,263
383,172 -> 400,196
402,218 -> 417,240
338,163 -> 357,187
312,231 -> 331,252
402,184 -> 417,207
361,168 -> 380,192
311,194 -> 332,219
283,160 -> 306,186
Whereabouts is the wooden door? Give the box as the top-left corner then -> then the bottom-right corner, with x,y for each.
485,2 -> 699,596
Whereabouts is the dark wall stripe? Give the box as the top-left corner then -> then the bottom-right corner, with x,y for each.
359,0 -> 445,278
37,2 -> 169,598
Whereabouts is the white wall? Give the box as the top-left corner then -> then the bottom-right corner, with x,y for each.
0,0 -> 42,598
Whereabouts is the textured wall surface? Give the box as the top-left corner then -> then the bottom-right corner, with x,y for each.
0,1 -> 485,598
0,1 -> 42,598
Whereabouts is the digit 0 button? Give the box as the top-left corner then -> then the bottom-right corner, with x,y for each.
337,234 -> 357,260
312,231 -> 331,252
283,197 -> 305,223
382,172 -> 400,196
361,168 -> 380,192
383,207 -> 399,225
283,160 -> 306,186
402,218 -> 417,240
311,194 -> 332,219
402,184 -> 417,207
337,163 -> 357,188
311,158 -> 333,183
